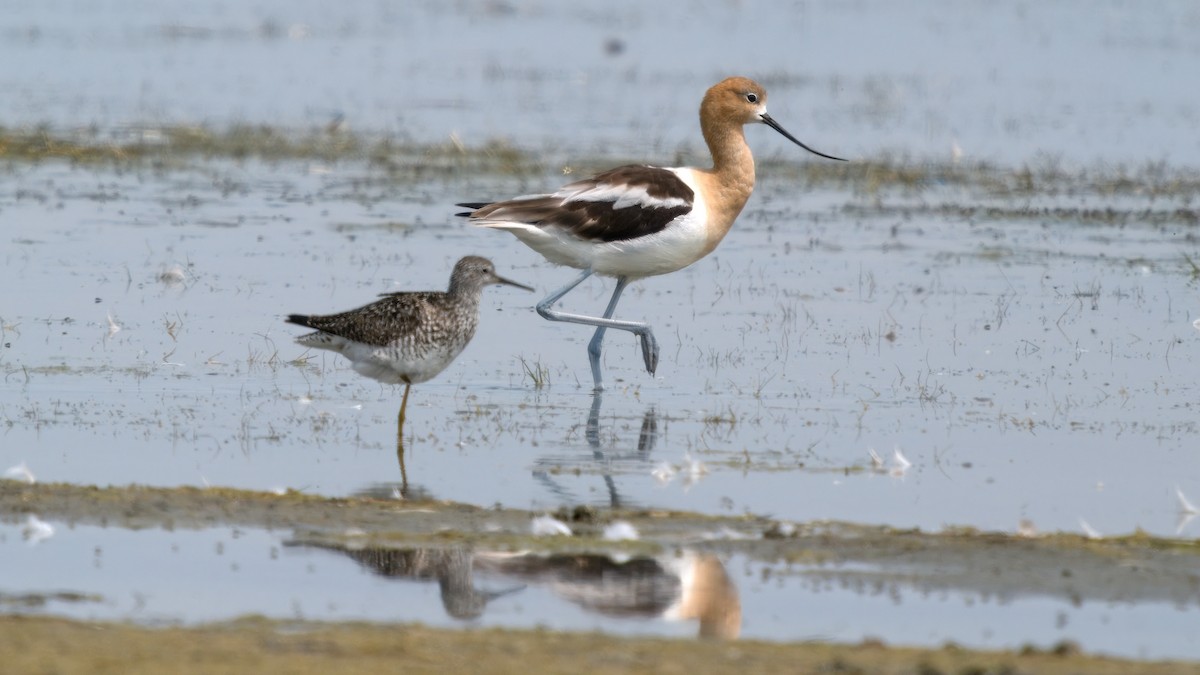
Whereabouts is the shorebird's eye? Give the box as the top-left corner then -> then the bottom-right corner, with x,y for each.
745,93 -> 758,104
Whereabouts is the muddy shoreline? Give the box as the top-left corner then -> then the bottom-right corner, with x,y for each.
7,614 -> 1200,675
4,481 -> 1199,610
4,482 -> 1200,673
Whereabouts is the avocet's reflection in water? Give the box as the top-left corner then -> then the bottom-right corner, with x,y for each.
288,540 -> 740,639
476,549 -> 741,640
532,392 -> 660,508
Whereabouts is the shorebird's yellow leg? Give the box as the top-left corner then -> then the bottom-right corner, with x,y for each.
397,382 -> 412,430
396,383 -> 411,492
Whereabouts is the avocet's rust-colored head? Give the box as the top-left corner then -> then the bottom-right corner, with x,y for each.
701,76 -> 846,162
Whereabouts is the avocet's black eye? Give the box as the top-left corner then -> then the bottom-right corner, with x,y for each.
745,93 -> 759,104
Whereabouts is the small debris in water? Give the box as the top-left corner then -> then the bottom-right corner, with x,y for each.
159,264 -> 187,285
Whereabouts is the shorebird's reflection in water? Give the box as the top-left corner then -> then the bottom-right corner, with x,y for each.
360,414 -> 427,500
288,539 -> 741,639
533,392 -> 658,507
289,543 -> 521,620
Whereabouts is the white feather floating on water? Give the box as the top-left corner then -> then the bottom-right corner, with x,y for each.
868,448 -> 884,469
603,521 -> 639,541
22,515 -> 54,545
1176,486 -> 1198,515
531,515 -> 572,537
682,452 -> 708,487
4,461 -> 35,484
1079,518 -> 1102,540
651,461 -> 676,485
889,447 -> 912,478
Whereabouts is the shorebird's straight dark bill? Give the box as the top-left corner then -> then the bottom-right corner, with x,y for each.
760,113 -> 847,162
494,274 -> 535,292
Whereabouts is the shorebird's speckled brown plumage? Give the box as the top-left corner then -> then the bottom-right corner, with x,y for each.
286,255 -> 531,426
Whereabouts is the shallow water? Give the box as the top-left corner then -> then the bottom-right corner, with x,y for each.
2,159 -> 1195,538
4,520 -> 1198,660
2,0 -> 1200,661
3,157 -> 1198,659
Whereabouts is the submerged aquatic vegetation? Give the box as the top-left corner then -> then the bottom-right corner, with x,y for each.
519,355 -> 551,388
766,153 -> 1200,199
0,124 -> 540,179
3,125 -> 1200,201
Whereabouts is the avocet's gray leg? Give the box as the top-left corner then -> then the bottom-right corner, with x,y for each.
536,271 -> 658,390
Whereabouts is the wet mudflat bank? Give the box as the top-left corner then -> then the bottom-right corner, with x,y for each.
3,481 -> 1198,611
4,614 -> 1199,675
2,477 -> 1198,675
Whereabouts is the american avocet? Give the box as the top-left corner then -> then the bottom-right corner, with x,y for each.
286,256 -> 532,429
458,76 -> 844,390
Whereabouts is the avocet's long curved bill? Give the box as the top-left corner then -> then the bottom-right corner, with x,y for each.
760,113 -> 847,162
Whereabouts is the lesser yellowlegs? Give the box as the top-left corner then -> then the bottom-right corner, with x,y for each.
287,255 -> 533,431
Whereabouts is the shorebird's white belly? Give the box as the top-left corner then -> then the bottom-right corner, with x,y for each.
300,333 -> 468,385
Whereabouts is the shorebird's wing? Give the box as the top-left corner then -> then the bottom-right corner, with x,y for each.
291,294 -> 431,347
459,165 -> 694,243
